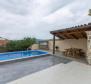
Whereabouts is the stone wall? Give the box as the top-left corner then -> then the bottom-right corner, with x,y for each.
86,31 -> 91,64
31,44 -> 39,50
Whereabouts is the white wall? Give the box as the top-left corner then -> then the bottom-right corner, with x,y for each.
48,39 -> 87,53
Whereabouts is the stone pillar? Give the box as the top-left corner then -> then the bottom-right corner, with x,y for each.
86,31 -> 91,64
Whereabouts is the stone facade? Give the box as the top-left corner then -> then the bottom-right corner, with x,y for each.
31,44 -> 39,50
86,31 -> 91,64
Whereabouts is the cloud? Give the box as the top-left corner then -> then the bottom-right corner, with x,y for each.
44,0 -> 91,27
0,0 -> 90,40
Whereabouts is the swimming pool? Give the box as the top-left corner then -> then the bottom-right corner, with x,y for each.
0,50 -> 48,62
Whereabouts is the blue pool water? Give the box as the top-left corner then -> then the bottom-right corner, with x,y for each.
0,50 -> 48,61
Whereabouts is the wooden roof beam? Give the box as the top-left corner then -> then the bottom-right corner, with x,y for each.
60,31 -> 85,35
58,32 -> 74,39
50,25 -> 91,34
81,32 -> 87,38
63,34 -> 71,39
70,34 -> 79,39
55,34 -> 65,40
78,33 -> 84,38
57,32 -> 79,39
63,34 -> 76,39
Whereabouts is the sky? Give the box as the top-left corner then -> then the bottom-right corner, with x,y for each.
0,0 -> 91,40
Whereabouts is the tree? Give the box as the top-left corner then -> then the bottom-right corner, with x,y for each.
5,37 -> 36,52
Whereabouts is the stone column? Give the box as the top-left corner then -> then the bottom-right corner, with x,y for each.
86,31 -> 91,64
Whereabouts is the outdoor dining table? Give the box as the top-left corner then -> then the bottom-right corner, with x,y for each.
64,48 -> 82,58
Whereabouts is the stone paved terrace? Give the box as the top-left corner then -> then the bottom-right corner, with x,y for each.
9,61 -> 91,84
0,55 -> 72,84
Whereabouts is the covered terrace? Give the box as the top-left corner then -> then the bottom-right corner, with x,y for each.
50,23 -> 91,64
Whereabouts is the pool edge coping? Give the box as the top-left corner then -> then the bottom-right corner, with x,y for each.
0,50 -> 50,64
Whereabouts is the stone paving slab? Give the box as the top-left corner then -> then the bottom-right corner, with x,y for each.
8,61 -> 91,84
0,55 -> 71,84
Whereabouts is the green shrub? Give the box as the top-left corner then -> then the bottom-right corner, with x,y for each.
5,37 -> 36,52
0,46 -> 6,53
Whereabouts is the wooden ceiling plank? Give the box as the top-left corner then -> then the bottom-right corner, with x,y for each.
78,33 -> 84,38
59,32 -> 75,39
63,34 -> 72,39
70,34 -> 79,39
53,29 -> 88,39
81,32 -> 87,38
55,34 -> 65,40
57,33 -> 67,39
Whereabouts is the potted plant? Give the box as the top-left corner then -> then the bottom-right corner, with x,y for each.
55,46 -> 59,51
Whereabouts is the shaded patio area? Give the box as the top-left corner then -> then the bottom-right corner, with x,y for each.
50,23 -> 91,64
54,51 -> 88,64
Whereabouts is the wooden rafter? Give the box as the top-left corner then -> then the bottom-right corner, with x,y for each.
70,34 -> 79,39
81,32 -> 87,38
55,34 -> 65,40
